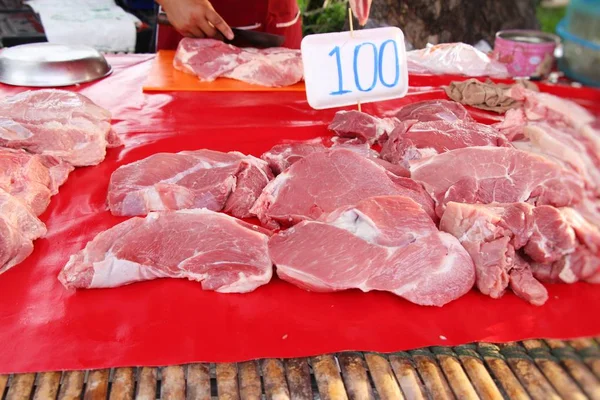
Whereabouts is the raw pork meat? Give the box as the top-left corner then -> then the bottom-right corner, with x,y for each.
174,39 -> 303,87
269,196 -> 475,306
381,120 -> 509,166
328,110 -> 400,144
410,147 -> 585,218
0,89 -> 118,166
394,99 -> 474,123
513,122 -> 600,195
260,139 -> 326,175
250,149 -> 435,229
59,209 -> 273,292
0,148 -> 73,215
0,189 -> 47,274
406,43 -> 509,78
439,201 -> 580,305
108,150 -> 273,218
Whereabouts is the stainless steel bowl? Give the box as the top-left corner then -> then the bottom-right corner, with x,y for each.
0,43 -> 112,87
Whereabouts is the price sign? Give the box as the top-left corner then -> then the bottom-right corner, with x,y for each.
301,27 -> 409,110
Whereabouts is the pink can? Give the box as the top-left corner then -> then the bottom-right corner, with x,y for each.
493,30 -> 560,78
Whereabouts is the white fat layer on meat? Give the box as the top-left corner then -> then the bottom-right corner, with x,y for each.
266,172 -> 290,199
0,118 -> 33,140
329,209 -> 380,243
277,263 -> 337,291
214,269 -> 273,293
242,156 -> 270,182
161,159 -> 233,185
376,118 -> 397,138
559,256 -> 578,284
90,255 -> 172,288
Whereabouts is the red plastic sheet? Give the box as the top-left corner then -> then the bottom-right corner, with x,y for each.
1,55 -> 600,374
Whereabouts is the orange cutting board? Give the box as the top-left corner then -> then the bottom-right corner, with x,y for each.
143,50 -> 306,92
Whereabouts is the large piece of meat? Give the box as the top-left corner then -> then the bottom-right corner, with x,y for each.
411,146 -> 585,218
381,119 -> 509,166
0,189 -> 47,274
108,149 -> 273,218
328,110 -> 400,144
174,39 -> 303,87
439,202 -> 579,305
0,148 -> 73,215
394,99 -> 475,123
0,90 -> 119,166
59,209 -> 273,292
269,196 -> 475,306
250,149 -> 435,229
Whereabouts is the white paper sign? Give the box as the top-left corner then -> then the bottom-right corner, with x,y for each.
301,27 -> 409,110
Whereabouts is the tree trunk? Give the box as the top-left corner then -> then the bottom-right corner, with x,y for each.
350,0 -> 539,48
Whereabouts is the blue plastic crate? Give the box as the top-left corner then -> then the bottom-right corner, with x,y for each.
556,19 -> 600,87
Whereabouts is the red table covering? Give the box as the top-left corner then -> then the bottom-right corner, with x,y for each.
0,55 -> 599,374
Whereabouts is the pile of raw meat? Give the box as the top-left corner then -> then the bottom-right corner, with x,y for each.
0,90 -> 119,274
174,38 -> 304,87
58,81 -> 600,307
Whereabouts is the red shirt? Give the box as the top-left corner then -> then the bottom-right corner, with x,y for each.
156,0 -> 302,51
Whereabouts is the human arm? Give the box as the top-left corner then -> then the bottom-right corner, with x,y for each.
157,0 -> 234,40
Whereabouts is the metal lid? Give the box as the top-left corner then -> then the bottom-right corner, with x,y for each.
0,43 -> 112,87
496,29 -> 560,44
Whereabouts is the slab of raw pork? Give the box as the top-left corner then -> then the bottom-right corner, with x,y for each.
531,207 -> 600,284
0,148 -> 73,215
0,189 -> 47,274
59,209 -> 273,292
439,202 -> 580,305
394,99 -> 475,123
381,119 -> 509,166
260,139 -> 327,175
250,149 -> 435,229
0,89 -> 119,166
174,38 -> 303,87
269,196 -> 475,306
512,122 -> 600,195
328,110 -> 400,145
410,147 -> 585,218
108,149 -> 273,218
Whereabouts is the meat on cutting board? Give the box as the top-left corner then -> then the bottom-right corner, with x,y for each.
174,38 -> 303,87
0,189 -> 47,274
381,119 -> 510,166
410,146 -> 585,218
0,148 -> 73,215
269,196 -> 475,306
59,209 -> 273,292
328,110 -> 400,144
0,90 -> 119,166
108,149 -> 273,218
250,148 -> 435,229
394,99 -> 475,123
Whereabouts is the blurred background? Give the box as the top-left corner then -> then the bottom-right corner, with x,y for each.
0,0 -> 577,53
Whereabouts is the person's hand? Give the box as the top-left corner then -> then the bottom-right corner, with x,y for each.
159,0 -> 234,40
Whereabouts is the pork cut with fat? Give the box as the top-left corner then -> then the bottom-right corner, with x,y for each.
0,189 -> 47,274
174,39 -> 303,87
438,202 -> 568,305
411,146 -> 585,218
59,209 -> 273,292
269,196 -> 475,306
328,110 -> 400,144
0,89 -> 118,166
381,119 -> 509,166
250,149 -> 435,229
394,99 -> 475,123
0,148 -> 73,215
260,139 -> 327,175
108,149 -> 273,218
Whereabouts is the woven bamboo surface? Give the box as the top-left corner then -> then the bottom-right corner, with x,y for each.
2,338 -> 600,399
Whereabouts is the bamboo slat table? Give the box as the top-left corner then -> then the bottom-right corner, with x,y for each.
3,338 -> 600,399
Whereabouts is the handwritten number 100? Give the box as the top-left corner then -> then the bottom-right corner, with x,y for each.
329,40 -> 400,95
